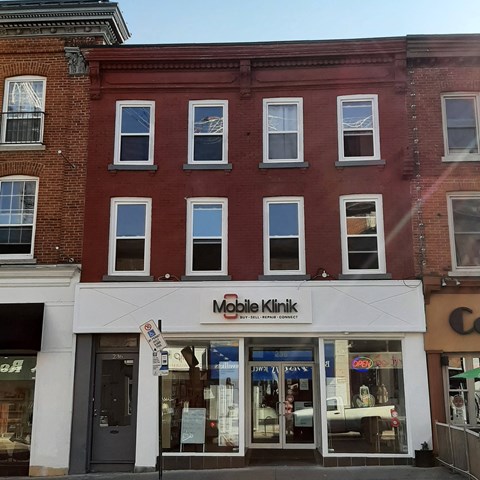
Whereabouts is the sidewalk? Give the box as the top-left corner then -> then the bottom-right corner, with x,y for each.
13,465 -> 461,480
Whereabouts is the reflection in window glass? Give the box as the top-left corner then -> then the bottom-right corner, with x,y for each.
324,340 -> 407,454
0,357 -> 36,471
445,97 -> 478,154
451,197 -> 480,267
193,105 -> 224,162
162,341 -> 239,453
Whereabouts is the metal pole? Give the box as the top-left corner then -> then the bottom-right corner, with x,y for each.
158,319 -> 162,480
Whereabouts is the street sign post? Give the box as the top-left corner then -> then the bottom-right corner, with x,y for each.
139,319 -> 167,480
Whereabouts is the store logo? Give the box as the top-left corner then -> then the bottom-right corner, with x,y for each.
213,293 -> 298,320
0,360 -> 24,373
449,307 -> 480,335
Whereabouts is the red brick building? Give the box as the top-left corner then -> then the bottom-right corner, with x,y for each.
71,38 -> 430,472
407,35 -> 480,438
0,0 -> 128,476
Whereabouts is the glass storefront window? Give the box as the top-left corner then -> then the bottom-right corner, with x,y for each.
0,356 -> 36,471
324,339 -> 407,454
162,340 -> 239,453
447,356 -> 480,425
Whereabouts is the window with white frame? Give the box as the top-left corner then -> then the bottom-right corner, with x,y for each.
188,101 -> 228,164
0,177 -> 38,258
442,94 -> 480,160
186,198 -> 228,275
340,195 -> 386,274
337,95 -> 380,161
263,197 -> 305,275
263,98 -> 303,163
114,101 -> 154,165
2,76 -> 46,144
447,193 -> 480,273
108,198 -> 151,275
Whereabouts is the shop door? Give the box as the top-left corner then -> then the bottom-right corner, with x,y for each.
250,363 -> 315,448
91,353 -> 139,465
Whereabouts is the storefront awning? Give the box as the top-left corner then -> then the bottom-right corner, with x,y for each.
0,303 -> 44,351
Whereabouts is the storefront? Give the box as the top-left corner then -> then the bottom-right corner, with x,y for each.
71,280 -> 431,472
424,281 -> 480,430
0,266 -> 80,477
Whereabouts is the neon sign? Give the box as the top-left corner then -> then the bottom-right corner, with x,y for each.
351,356 -> 373,372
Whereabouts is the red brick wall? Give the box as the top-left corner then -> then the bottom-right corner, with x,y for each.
409,63 -> 480,276
0,37 -> 95,264
82,44 -> 415,282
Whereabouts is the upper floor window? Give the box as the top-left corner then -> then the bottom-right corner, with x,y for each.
186,198 -> 228,275
340,194 -> 386,274
447,193 -> 480,274
188,101 -> 228,164
2,76 -> 46,144
263,197 -> 305,275
263,98 -> 303,163
442,94 -> 480,161
0,177 -> 38,259
114,101 -> 154,165
108,198 -> 151,275
337,94 -> 380,162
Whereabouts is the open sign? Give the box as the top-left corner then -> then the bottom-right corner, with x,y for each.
351,356 -> 373,372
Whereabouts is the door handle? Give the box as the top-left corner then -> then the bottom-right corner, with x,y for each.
110,429 -> 119,434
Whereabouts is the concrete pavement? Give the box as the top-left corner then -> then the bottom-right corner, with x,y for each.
11,465 -> 462,480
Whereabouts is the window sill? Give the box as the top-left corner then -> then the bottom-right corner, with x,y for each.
442,154 -> 480,163
0,144 -> 45,151
181,275 -> 232,281
0,258 -> 37,265
258,274 -> 311,281
335,159 -> 386,167
259,161 -> 309,169
102,275 -> 154,282
183,164 -> 232,171
337,273 -> 392,280
448,270 -> 480,277
108,164 -> 158,171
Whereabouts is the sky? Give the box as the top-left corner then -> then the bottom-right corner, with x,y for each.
118,0 -> 480,45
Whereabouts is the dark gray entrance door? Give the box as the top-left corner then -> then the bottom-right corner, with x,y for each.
91,353 -> 139,466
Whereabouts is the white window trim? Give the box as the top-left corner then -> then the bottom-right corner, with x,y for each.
108,197 -> 152,276
337,94 -> 381,162
0,175 -> 39,260
441,93 -> 480,163
263,196 -> 305,275
185,197 -> 228,275
339,194 -> 386,275
113,100 -> 155,165
188,100 -> 228,165
263,97 -> 304,163
447,192 -> 480,276
2,76 -> 46,145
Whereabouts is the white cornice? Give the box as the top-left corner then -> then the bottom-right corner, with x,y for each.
0,264 -> 81,287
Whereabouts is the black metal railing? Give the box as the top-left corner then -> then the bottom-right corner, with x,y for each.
0,112 -> 45,144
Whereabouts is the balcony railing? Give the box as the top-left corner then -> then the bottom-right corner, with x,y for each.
1,112 -> 45,144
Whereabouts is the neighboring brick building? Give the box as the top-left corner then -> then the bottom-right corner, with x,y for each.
407,35 -> 480,440
0,0 -> 128,476
71,38 -> 430,473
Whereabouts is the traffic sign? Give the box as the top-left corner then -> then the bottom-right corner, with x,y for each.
139,320 -> 167,352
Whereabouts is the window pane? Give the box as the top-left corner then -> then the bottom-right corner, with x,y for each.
193,136 -> 223,161
452,199 -> 480,232
0,226 -> 33,254
344,131 -> 374,157
162,341 -> 239,453
5,116 -> 42,143
268,104 -> 297,132
194,106 -> 223,134
121,107 -> 150,134
348,252 -> 379,270
446,98 -> 478,153
193,240 -> 222,271
120,136 -> 149,162
115,238 -> 145,271
324,339 -> 407,454
269,203 -> 298,236
193,204 -> 222,237
454,234 -> 480,267
7,81 -> 44,112
342,101 -> 373,129
117,204 -> 146,237
270,238 -> 299,270
347,237 -> 378,252
268,133 -> 298,160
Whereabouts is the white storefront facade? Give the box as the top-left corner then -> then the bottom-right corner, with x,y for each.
71,279 -> 431,472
